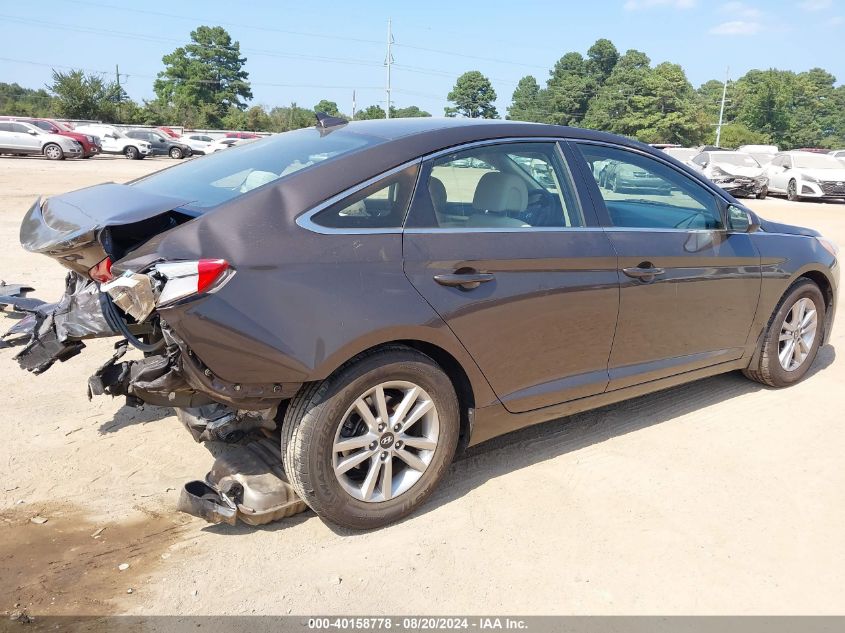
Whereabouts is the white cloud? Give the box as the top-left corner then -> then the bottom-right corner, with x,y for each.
720,1 -> 763,18
624,0 -> 696,10
709,19 -> 764,34
798,0 -> 832,10
829,14 -> 845,23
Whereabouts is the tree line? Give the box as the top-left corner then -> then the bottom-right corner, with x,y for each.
1,27 -> 843,149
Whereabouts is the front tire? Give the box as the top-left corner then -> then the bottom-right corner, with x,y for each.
787,179 -> 800,202
282,347 -> 459,530
743,279 -> 825,387
756,185 -> 768,200
43,143 -> 64,160
124,145 -> 140,160
169,146 -> 183,159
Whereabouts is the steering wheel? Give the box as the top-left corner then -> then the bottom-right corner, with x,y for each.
522,189 -> 555,226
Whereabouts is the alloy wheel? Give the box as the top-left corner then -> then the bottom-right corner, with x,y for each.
332,381 -> 439,503
778,297 -> 817,371
44,144 -> 62,160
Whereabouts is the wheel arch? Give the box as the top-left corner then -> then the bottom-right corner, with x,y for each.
314,337 -> 489,453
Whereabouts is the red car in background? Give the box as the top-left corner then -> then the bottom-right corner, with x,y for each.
0,116 -> 101,158
155,126 -> 180,139
225,131 -> 261,139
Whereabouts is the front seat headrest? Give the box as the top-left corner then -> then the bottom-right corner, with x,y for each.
472,172 -> 528,213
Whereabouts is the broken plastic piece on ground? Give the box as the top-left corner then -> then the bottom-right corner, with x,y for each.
177,434 -> 307,526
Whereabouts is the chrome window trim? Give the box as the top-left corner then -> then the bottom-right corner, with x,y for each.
295,159 -> 422,235
403,226 -> 605,234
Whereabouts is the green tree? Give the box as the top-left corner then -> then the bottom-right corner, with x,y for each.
446,71 -> 498,118
507,75 -> 543,122
269,102 -> 318,131
314,99 -> 341,117
153,25 -> 252,128
586,38 -> 620,85
354,104 -> 386,120
717,123 -> 770,148
390,105 -> 431,118
48,69 -> 124,121
0,82 -> 55,117
542,52 -> 591,126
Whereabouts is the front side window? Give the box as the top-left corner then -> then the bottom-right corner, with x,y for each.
407,142 -> 583,229
33,120 -> 53,132
309,164 -> 419,230
11,123 -> 32,134
576,143 -> 723,230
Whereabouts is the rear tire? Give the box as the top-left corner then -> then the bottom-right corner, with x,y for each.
124,146 -> 140,160
743,279 -> 825,387
282,346 -> 459,530
43,143 -> 64,160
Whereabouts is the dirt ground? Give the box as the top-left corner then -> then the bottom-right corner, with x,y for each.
1,154 -> 844,617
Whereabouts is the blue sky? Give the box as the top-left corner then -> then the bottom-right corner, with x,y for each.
1,0 -> 843,116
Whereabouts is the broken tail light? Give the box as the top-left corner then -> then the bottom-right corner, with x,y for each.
155,259 -> 230,306
89,257 -> 113,283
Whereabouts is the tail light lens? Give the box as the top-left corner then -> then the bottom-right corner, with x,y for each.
89,257 -> 113,283
155,259 -> 230,305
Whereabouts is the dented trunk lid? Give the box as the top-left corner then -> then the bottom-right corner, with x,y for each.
21,183 -> 196,275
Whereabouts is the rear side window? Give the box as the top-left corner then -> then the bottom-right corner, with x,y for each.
133,126 -> 386,210
310,164 -> 420,230
575,143 -> 722,230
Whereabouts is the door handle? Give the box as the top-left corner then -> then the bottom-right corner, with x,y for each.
622,264 -> 665,281
433,271 -> 495,289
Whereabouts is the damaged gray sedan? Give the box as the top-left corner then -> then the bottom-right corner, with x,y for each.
1,116 -> 839,529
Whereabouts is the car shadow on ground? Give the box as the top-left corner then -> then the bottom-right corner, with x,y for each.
189,344 -> 836,537
97,404 -> 172,434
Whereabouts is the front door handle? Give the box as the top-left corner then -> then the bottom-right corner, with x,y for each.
433,271 -> 495,290
622,264 -> 665,282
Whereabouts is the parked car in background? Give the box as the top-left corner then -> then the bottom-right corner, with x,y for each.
180,133 -> 214,155
225,131 -> 261,139
0,120 -> 83,160
690,151 -> 768,199
205,137 -> 240,153
0,116 -> 100,158
6,119 -> 838,530
829,149 -> 845,166
662,147 -> 698,164
764,151 -> 845,201
156,126 -> 180,139
738,144 -> 778,166
126,130 -> 192,159
600,160 -> 672,194
73,124 -> 152,159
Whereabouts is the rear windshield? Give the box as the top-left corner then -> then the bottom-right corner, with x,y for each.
133,127 -> 383,209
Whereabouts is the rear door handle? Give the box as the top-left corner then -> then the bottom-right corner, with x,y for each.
622,264 -> 665,281
433,272 -> 495,289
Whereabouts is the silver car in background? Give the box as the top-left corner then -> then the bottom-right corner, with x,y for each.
0,120 -> 83,160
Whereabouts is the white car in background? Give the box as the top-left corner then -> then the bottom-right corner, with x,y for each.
690,150 -> 769,198
205,137 -> 240,153
738,144 -> 779,166
73,124 -> 152,160
0,120 -> 83,160
662,147 -> 698,164
830,149 -> 845,166
181,133 -> 214,155
764,151 -> 845,201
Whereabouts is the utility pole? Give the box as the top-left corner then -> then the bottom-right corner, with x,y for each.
352,89 -> 357,119
385,18 -> 393,119
715,66 -> 729,147
115,64 -> 122,122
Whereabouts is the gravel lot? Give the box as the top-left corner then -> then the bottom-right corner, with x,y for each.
1,155 -> 843,616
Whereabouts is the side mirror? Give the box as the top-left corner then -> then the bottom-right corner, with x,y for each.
728,204 -> 760,233
28,129 -> 37,135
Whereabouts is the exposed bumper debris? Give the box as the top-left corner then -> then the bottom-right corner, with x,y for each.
1,274 -> 116,373
177,435 -> 307,526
